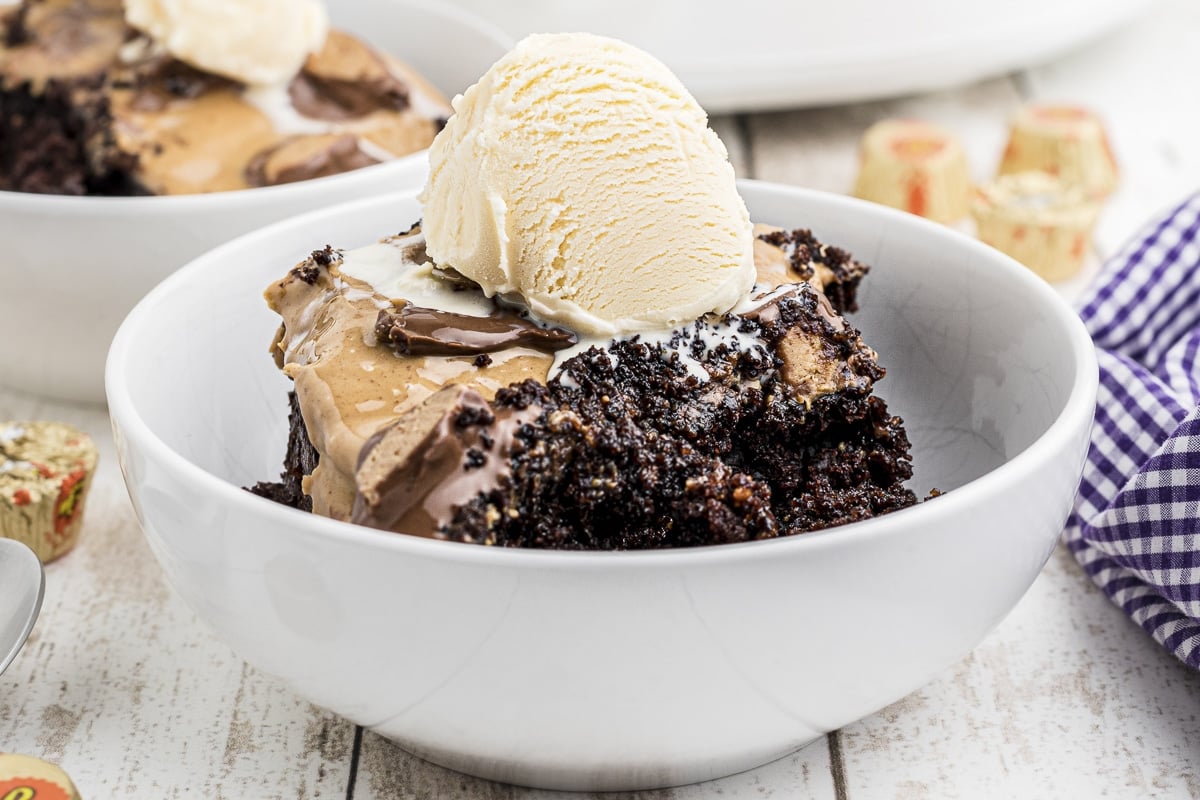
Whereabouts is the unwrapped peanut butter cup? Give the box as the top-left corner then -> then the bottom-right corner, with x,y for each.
0,422 -> 98,563
971,172 -> 1100,282
853,119 -> 971,223
998,104 -> 1118,198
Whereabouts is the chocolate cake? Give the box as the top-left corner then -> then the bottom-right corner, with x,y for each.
0,0 -> 451,195
250,392 -> 317,513
251,225 -> 918,550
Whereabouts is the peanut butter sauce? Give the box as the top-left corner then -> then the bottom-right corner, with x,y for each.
266,230 -> 553,519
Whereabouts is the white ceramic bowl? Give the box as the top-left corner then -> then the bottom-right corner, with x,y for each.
107,182 -> 1098,792
0,0 -> 510,404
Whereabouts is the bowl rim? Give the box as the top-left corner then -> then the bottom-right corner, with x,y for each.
0,0 -> 512,211
106,180 -> 1099,569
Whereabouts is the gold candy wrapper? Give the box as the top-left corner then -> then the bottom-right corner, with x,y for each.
0,422 -> 98,563
971,172 -> 1101,283
853,119 -> 971,224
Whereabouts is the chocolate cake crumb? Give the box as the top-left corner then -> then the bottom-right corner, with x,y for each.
248,392 -> 318,511
474,354 -> 493,368
291,263 -> 321,284
0,78 -> 142,195
290,246 -> 339,284
312,245 -> 340,267
758,228 -> 868,313
456,404 -> 495,429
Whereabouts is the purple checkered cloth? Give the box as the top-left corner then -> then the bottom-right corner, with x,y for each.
1069,191 -> 1200,670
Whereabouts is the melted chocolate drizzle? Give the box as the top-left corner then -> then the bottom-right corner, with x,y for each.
374,304 -> 578,357
244,133 -> 378,188
288,68 -> 408,120
351,386 -> 538,537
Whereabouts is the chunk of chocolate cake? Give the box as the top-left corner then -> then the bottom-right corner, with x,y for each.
350,283 -> 914,549
254,223 -> 917,550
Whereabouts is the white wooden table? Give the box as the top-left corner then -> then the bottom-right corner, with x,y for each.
4,2 -> 1200,797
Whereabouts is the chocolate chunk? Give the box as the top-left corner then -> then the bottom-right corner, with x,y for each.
245,133 -> 380,188
289,29 -> 409,120
126,56 -> 240,111
352,385 -> 540,536
374,304 -> 578,357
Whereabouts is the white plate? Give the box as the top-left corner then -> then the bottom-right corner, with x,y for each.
439,0 -> 1152,112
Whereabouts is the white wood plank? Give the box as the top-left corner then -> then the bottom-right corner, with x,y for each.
837,544 -> 1200,799
1021,0 -> 1200,259
0,388 -> 353,799
352,730 -> 838,799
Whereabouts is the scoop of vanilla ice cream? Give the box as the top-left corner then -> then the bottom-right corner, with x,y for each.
419,33 -> 756,336
124,0 -> 329,86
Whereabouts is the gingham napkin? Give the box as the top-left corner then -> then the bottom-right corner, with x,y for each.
1068,191 -> 1200,670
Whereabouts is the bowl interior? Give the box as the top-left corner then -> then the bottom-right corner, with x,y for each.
112,183 -> 1087,515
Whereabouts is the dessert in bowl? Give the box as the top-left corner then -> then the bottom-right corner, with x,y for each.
108,33 -> 1096,787
107,181 -> 1096,790
0,0 -> 510,402
251,34 -> 921,547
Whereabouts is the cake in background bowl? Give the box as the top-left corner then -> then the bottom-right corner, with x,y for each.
0,0 -> 509,403
0,0 -> 452,195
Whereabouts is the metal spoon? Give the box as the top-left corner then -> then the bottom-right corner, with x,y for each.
0,538 -> 44,675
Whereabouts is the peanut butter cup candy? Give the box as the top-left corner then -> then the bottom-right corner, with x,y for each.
998,104 -> 1118,198
0,421 -> 98,563
852,119 -> 971,223
971,172 -> 1100,282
